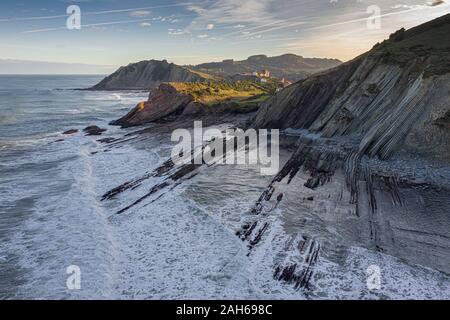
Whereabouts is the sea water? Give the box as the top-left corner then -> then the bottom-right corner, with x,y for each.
0,75 -> 448,299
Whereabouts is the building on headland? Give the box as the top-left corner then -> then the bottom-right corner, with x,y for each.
281,77 -> 293,87
252,70 -> 271,78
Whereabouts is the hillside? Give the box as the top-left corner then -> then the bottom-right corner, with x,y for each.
90,59 -> 210,90
111,79 -> 281,127
90,54 -> 341,90
192,54 -> 342,81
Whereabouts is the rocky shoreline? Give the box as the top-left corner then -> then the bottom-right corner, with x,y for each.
64,14 -> 450,290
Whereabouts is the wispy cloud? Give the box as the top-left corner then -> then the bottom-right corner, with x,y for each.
168,28 -> 188,36
129,10 -> 151,18
23,18 -> 153,33
0,2 -> 194,22
187,0 -> 277,28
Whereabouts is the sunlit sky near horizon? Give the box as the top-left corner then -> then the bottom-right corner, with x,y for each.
0,0 -> 449,72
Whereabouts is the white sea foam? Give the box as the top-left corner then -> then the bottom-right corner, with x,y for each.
2,76 -> 449,299
3,125 -> 449,299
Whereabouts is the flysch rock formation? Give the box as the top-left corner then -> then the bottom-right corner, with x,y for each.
100,15 -> 450,293
90,60 -> 208,90
252,14 -> 450,162
239,14 -> 450,286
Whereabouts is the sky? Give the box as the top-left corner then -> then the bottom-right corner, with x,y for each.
0,0 -> 449,73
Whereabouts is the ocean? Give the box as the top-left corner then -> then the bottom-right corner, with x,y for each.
0,75 -> 448,299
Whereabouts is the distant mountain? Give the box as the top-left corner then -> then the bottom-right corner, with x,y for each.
90,60 -> 212,90
191,54 -> 342,82
90,54 -> 342,90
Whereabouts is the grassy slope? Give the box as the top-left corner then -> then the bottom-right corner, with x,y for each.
168,80 -> 282,106
371,14 -> 450,77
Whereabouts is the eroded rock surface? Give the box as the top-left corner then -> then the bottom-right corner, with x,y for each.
110,84 -> 194,127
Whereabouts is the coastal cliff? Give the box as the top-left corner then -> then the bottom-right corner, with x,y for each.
111,80 -> 280,127
90,60 -> 209,90
235,14 -> 450,281
100,15 -> 450,288
110,83 -> 194,127
252,14 -> 450,162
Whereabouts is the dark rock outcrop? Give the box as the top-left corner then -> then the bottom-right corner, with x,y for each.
62,129 -> 78,135
83,125 -> 106,136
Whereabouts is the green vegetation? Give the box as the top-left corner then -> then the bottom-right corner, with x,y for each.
370,16 -> 450,77
168,79 -> 282,106
185,68 -> 221,81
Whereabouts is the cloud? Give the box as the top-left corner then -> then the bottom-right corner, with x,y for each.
187,0 -> 277,26
168,28 -> 188,35
392,0 -> 445,10
129,10 -> 151,18
0,3 -> 193,22
23,18 -> 154,33
197,34 -> 208,38
89,25 -> 107,32
140,22 -> 151,27
206,23 -> 215,30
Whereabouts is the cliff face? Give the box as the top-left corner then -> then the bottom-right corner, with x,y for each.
110,82 -> 263,127
252,14 -> 450,163
193,53 -> 342,82
236,15 -> 450,278
90,60 -> 207,90
99,15 -> 450,289
110,83 -> 194,127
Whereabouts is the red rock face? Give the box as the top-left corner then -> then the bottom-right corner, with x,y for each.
110,84 -> 194,127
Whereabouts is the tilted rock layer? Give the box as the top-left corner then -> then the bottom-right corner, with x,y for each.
252,14 -> 450,163
238,15 -> 450,278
